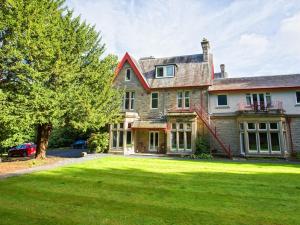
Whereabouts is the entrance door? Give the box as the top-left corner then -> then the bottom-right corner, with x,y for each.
149,131 -> 159,152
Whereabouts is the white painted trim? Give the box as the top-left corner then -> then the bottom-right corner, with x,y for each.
149,131 -> 159,152
150,92 -> 159,109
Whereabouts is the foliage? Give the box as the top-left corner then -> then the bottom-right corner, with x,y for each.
195,136 -> 210,154
87,132 -> 109,153
0,0 -> 122,157
186,153 -> 213,160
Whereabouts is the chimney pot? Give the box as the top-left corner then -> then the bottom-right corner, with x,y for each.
201,38 -> 210,62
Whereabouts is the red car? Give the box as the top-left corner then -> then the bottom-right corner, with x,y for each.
8,143 -> 36,157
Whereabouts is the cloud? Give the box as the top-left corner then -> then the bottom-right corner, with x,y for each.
66,0 -> 300,77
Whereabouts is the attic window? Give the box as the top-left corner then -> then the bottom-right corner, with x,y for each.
155,65 -> 175,78
125,68 -> 131,81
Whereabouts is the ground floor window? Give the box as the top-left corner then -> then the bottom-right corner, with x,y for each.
240,121 -> 284,154
111,123 -> 124,149
170,123 -> 192,152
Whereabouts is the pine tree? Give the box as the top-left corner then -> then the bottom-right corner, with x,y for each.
0,0 -> 122,158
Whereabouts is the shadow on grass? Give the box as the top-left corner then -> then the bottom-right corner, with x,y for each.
0,158 -> 300,225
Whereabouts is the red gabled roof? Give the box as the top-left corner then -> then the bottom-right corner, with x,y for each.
114,52 -> 150,91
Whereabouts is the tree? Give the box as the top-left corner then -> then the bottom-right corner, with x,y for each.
0,0 -> 122,158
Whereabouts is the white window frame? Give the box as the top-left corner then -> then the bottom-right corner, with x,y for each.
155,65 -> 175,78
111,123 -> 124,150
125,68 -> 131,81
177,91 -> 190,109
151,92 -> 159,109
124,91 -> 135,110
149,131 -> 159,152
170,122 -> 192,152
217,94 -> 228,106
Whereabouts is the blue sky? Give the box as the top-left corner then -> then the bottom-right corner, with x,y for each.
66,0 -> 300,77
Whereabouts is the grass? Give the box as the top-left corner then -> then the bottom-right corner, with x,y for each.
1,157 -> 300,225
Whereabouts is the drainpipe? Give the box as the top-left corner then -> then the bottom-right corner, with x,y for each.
286,117 -> 295,156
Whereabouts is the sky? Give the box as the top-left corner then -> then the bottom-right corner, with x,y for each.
66,0 -> 300,77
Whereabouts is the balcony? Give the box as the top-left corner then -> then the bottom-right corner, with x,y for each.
237,101 -> 284,114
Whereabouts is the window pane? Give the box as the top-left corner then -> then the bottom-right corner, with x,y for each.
271,133 -> 280,151
259,123 -> 266,130
125,92 -> 130,109
179,123 -> 184,129
248,123 -> 256,130
259,132 -> 268,151
113,124 -> 118,129
186,132 -> 192,150
179,132 -> 184,149
171,132 -> 177,150
246,94 -> 252,105
166,66 -> 174,77
177,92 -> 183,108
157,67 -> 164,77
240,133 -> 245,153
296,92 -> 300,103
266,94 -> 271,106
217,95 -> 227,106
240,123 -> 244,130
248,133 -> 257,151
126,131 -> 132,145
172,123 -> 176,130
185,92 -> 190,108
119,123 -> 123,129
270,123 -> 278,130
126,69 -> 131,80
113,131 -> 117,147
119,131 -> 123,147
186,123 -> 191,130
150,132 -> 154,148
155,132 -> 159,146
130,98 -> 134,110
151,93 -> 158,109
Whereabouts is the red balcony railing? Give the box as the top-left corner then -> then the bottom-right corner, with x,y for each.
237,101 -> 283,112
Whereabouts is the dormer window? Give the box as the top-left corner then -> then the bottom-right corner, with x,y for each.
125,68 -> 131,81
155,65 -> 175,78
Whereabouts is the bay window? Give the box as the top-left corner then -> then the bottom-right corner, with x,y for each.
170,123 -> 192,152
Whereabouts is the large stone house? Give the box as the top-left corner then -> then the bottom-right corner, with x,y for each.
109,38 -> 300,158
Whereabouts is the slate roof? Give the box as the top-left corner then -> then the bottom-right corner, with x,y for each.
137,54 -> 213,89
209,74 -> 300,92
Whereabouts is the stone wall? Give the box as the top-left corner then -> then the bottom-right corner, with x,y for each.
289,116 -> 300,153
210,116 -> 240,156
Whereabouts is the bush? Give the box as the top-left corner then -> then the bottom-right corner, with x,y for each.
195,136 -> 210,154
87,132 -> 109,153
186,153 -> 213,160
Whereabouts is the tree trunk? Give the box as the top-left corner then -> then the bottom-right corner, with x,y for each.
35,123 -> 52,159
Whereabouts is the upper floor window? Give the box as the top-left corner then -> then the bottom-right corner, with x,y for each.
177,91 -> 190,108
125,68 -> 131,81
155,65 -> 175,78
151,92 -> 159,109
217,95 -> 228,106
296,91 -> 300,104
124,91 -> 135,110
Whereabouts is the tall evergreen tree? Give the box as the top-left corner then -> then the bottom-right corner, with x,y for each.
0,0 -> 122,158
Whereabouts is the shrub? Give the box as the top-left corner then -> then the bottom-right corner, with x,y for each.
186,153 -> 213,160
87,132 -> 109,153
195,136 -> 210,154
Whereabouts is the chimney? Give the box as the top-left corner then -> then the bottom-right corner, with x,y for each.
201,38 -> 210,62
220,64 -> 227,78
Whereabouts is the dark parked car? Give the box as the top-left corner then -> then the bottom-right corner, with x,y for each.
8,143 -> 36,157
72,140 -> 87,149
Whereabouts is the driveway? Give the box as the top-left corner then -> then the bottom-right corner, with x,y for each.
47,148 -> 86,158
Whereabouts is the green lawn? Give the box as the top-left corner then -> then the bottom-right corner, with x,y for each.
1,157 -> 300,225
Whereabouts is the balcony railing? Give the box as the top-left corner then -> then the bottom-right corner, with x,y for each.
237,101 -> 284,112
